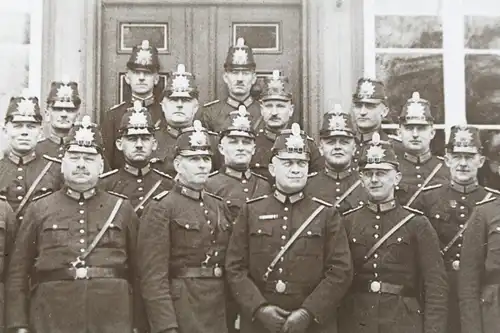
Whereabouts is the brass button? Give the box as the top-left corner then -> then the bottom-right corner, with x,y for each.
243,188 -> 249,193
370,281 -> 381,292
79,239 -> 85,244
17,176 -> 23,180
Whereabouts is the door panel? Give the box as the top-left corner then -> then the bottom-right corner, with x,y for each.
100,1 -> 301,124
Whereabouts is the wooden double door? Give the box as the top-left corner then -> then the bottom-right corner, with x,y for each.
100,0 -> 302,123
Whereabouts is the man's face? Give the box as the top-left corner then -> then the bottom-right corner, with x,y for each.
320,136 -> 356,169
352,102 -> 387,132
260,100 -> 294,129
174,155 -> 212,187
223,69 -> 256,97
400,124 -> 435,154
47,106 -> 80,130
360,167 -> 401,202
116,134 -> 157,164
219,135 -> 256,168
61,151 -> 103,188
125,69 -> 159,95
4,122 -> 41,154
161,96 -> 198,127
269,157 -> 309,193
445,152 -> 485,184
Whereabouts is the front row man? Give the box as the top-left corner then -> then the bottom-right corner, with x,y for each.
226,123 -> 353,333
6,116 -> 142,333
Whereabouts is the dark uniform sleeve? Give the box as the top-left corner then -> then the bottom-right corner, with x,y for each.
413,215 -> 449,333
301,208 -> 353,323
101,107 -> 117,169
137,200 -> 178,333
225,203 -> 269,318
6,203 -> 39,329
459,208 -> 487,333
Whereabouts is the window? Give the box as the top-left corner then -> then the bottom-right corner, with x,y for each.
364,0 -> 500,151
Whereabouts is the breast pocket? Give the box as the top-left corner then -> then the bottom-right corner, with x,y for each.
297,225 -> 324,257
386,234 -> 412,263
172,218 -> 202,248
249,224 -> 274,254
97,221 -> 125,248
40,221 -> 70,250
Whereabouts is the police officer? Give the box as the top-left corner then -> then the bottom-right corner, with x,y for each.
200,38 -> 262,133
0,197 -> 16,332
138,120 -> 232,333
339,132 -> 448,333
478,129 -> 500,189
415,125 -> 498,333
100,101 -> 173,216
37,79 -> 81,159
252,70 -> 323,181
225,123 -> 353,333
306,104 -> 364,212
0,91 -> 61,218
459,196 -> 500,333
395,92 -> 449,205
154,64 -> 221,176
6,116 -> 142,333
102,39 -> 164,169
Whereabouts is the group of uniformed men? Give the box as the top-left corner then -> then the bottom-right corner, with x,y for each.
0,36 -> 499,333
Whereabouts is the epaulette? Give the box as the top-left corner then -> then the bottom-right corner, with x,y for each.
208,170 -> 219,177
307,171 -> 318,178
203,99 -> 220,107
0,195 -> 6,201
341,204 -> 364,216
110,101 -> 126,110
150,157 -> 162,164
207,130 -> 219,136
436,155 -> 445,161
152,168 -> 173,180
205,191 -> 223,201
307,135 -> 314,141
38,137 -> 47,143
246,194 -> 269,204
388,134 -> 402,142
43,154 -> 61,164
476,196 -> 497,206
402,205 -> 424,215
423,183 -> 443,191
251,171 -> 268,180
485,187 -> 500,196
312,197 -> 333,207
99,169 -> 119,179
153,190 -> 169,201
31,190 -> 54,202
107,191 -> 128,199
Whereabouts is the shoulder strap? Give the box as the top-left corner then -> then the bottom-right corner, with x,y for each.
14,161 -> 54,216
134,180 -> 162,212
153,190 -> 169,201
152,168 -> 173,180
99,169 -> 119,179
43,154 -> 61,163
405,162 -> 443,206
250,171 -> 267,181
335,179 -> 362,208
252,115 -> 263,132
364,213 -> 416,261
203,99 -> 220,107
107,191 -> 128,199
263,204 -> 327,281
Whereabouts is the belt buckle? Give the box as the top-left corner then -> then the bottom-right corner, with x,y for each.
370,281 -> 381,292
452,260 -> 460,271
74,266 -> 89,280
275,280 -> 286,293
213,267 -> 223,278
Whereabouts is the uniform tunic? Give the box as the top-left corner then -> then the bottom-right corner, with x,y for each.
6,187 -> 140,333
459,199 -> 500,333
252,128 -> 324,181
416,181 -> 492,333
199,96 -> 263,133
395,151 -> 449,205
225,190 -> 353,333
138,183 -> 232,333
339,200 -> 448,333
153,125 -> 222,177
101,97 -> 165,169
0,199 -> 16,333
99,163 -> 173,216
36,135 -> 70,159
0,152 -> 61,217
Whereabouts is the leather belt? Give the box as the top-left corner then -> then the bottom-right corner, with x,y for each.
33,267 -> 128,284
171,266 -> 224,278
259,280 -> 311,295
352,280 -> 416,297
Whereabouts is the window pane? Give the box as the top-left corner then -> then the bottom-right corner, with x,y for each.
376,53 -> 444,124
465,54 -> 500,124
375,0 -> 442,15
0,12 -> 30,44
465,16 -> 500,49
376,16 -> 442,48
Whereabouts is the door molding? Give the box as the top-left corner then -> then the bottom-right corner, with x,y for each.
88,0 -> 319,134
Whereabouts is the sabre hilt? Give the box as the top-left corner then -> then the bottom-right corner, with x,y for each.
201,254 -> 211,267
263,267 -> 272,281
70,257 -> 85,269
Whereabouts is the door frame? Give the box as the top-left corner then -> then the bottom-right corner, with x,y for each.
80,0 -> 323,135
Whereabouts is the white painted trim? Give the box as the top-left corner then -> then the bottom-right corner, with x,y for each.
464,49 -> 500,55
375,48 -> 443,54
363,0 -> 376,77
28,0 -> 43,99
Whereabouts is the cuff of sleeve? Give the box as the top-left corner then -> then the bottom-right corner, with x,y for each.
301,304 -> 321,325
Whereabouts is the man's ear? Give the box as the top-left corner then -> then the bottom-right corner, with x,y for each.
430,126 -> 436,140
124,71 -> 131,85
394,170 -> 402,186
173,155 -> 182,174
478,155 -> 486,168
218,141 -> 226,157
380,104 -> 389,118
288,104 -> 295,118
268,157 -> 277,177
151,138 -> 158,151
251,72 -> 257,85
115,138 -> 124,151
444,152 -> 452,168
222,72 -> 230,85
44,106 -> 51,121
153,72 -> 160,85
98,155 -> 104,174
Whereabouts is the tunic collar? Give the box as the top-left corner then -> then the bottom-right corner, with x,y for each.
65,187 -> 97,201
166,125 -> 181,138
175,183 -> 204,201
450,180 -> 479,194
324,166 -> 353,181
224,166 -> 252,180
124,163 -> 151,177
404,151 -> 432,165
357,130 -> 379,143
131,94 -> 155,107
226,95 -> 254,109
366,199 -> 397,213
48,133 -> 70,145
273,189 -> 304,204
263,128 -> 278,141
8,151 -> 36,165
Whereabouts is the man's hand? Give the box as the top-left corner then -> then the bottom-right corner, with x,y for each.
255,304 -> 290,333
281,308 -> 312,333
15,329 -> 29,333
